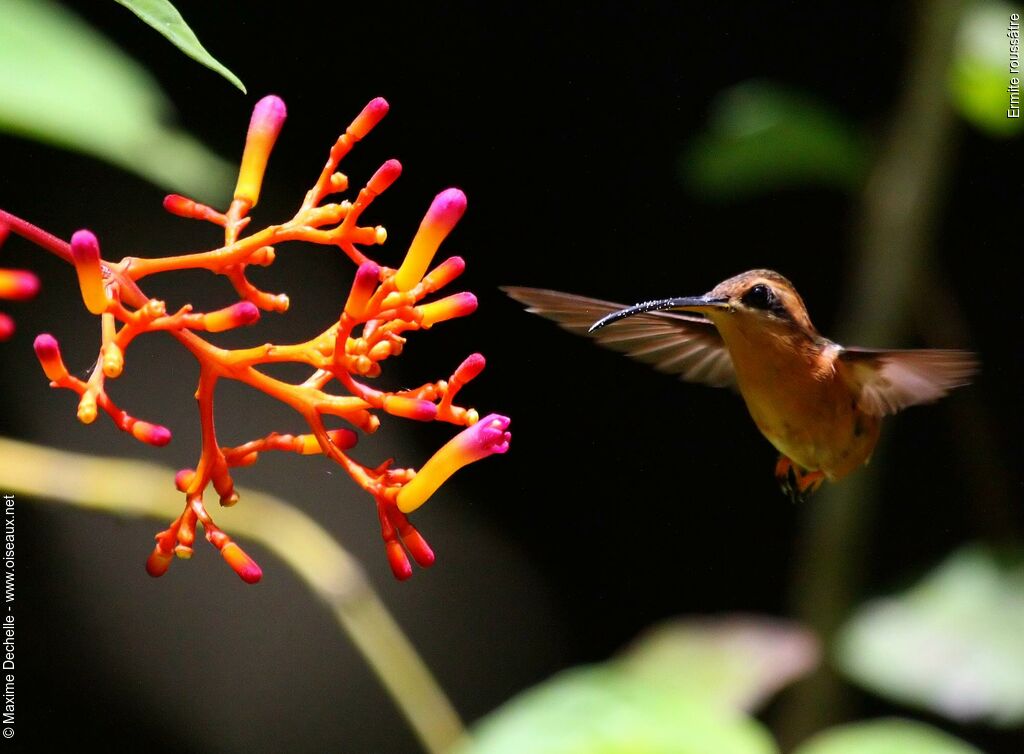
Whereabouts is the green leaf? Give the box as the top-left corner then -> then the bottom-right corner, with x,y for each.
791,719 -> 985,754
681,80 -> 868,199
948,2 -> 1024,137
617,616 -> 819,712
113,0 -> 246,94
0,0 -> 234,202
457,667 -> 779,754
837,546 -> 1024,727
455,617 -> 813,754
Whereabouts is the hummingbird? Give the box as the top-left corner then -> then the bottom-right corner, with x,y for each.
503,270 -> 977,501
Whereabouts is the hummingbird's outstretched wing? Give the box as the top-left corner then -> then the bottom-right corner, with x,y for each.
839,348 -> 978,416
502,286 -> 735,388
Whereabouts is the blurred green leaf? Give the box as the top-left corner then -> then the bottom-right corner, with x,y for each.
682,80 -> 868,199
0,0 -> 234,202
618,616 -> 819,712
457,667 -> 779,754
456,617 -> 820,754
948,2 -> 1024,136
791,719 -> 985,754
113,0 -> 246,94
837,546 -> 1024,727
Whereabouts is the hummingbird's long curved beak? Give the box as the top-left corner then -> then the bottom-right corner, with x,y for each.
589,296 -> 728,333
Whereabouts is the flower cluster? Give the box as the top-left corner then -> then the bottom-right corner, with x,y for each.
1,95 -> 510,582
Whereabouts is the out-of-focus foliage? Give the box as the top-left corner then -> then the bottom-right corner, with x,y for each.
949,2 -> 1024,136
0,0 -> 233,201
837,546 -> 1024,727
617,617 -> 819,712
790,719 -> 986,754
113,0 -> 246,93
681,80 -> 868,199
457,617 -> 816,754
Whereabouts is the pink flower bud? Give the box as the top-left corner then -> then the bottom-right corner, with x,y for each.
220,542 -> 262,584
418,292 -> 477,328
0,269 -> 40,301
453,353 -> 486,384
383,396 -> 438,422
33,333 -> 69,382
396,414 -> 511,512
71,230 -> 109,314
203,302 -> 261,332
367,159 -> 402,195
234,95 -> 287,207
0,314 -> 13,341
348,97 -> 389,140
345,261 -> 381,318
421,256 -> 465,292
131,420 -> 172,447
394,189 -> 467,291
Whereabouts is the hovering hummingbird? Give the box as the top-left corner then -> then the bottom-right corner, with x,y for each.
503,270 -> 976,501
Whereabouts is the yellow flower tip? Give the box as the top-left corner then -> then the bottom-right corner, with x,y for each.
0,268 -> 40,301
131,420 -> 172,447
102,343 -> 124,378
145,547 -> 174,578
234,95 -> 287,207
33,333 -> 69,382
70,230 -> 109,314
204,302 -> 261,332
348,97 -> 390,140
394,189 -> 467,291
221,542 -> 262,584
174,544 -> 193,559
418,292 -> 477,328
77,392 -> 97,424
396,413 -> 511,513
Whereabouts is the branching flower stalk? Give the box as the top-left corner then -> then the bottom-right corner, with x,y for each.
0,95 -> 511,583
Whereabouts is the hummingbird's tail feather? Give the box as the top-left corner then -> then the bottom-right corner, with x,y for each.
774,455 -> 824,503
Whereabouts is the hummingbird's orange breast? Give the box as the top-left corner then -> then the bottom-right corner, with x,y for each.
713,315 -> 880,480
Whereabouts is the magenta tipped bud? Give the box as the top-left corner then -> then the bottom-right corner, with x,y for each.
422,256 -> 465,292
348,97 -> 389,140
70,230 -> 109,314
453,353 -> 486,384
234,95 -> 287,207
368,159 -> 403,194
345,261 -> 381,317
0,269 -> 40,301
33,333 -> 68,382
383,395 -> 438,422
204,302 -> 261,332
131,421 -> 172,447
418,292 -> 477,328
221,542 -> 262,584
394,189 -> 467,291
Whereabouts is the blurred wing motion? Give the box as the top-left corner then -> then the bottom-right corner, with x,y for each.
502,286 -> 736,388
839,348 -> 978,416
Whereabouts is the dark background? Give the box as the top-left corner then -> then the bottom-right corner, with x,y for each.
0,1 -> 1020,752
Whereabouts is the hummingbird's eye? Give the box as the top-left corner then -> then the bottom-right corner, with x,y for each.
741,284 -> 776,310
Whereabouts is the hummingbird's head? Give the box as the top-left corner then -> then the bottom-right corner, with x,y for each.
589,269 -> 815,334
